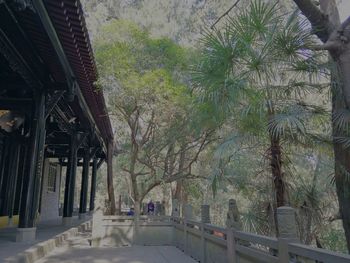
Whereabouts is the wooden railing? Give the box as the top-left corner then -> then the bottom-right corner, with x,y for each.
92,207 -> 350,263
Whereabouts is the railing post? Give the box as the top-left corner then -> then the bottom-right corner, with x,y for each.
183,204 -> 192,254
91,207 -> 103,247
277,206 -> 299,263
201,204 -> 210,263
226,199 -> 239,263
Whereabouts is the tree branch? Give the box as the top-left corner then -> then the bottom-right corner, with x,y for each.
311,41 -> 341,51
340,15 -> 350,32
211,0 -> 241,29
293,0 -> 330,43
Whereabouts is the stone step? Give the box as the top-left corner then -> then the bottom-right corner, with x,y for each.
5,220 -> 92,263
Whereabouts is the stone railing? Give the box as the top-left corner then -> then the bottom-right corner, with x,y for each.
92,204 -> 350,263
92,209 -> 173,247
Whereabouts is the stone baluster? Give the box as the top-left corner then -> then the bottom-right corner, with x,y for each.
201,204 -> 211,224
277,206 -> 299,263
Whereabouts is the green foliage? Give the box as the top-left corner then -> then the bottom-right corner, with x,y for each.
320,225 -> 348,253
90,2 -> 345,252
191,1 -> 343,247
95,19 -> 217,206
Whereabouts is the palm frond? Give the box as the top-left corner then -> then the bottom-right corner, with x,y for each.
334,136 -> 350,149
332,109 -> 350,133
268,110 -> 307,140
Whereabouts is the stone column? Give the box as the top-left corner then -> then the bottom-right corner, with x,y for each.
277,206 -> 299,263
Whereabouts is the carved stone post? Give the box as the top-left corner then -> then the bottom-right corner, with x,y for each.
201,204 -> 210,224
277,206 -> 299,263
226,199 -> 239,263
226,199 -> 241,229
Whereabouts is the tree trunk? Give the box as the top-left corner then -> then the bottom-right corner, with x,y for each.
270,136 -> 286,208
130,175 -> 139,213
308,0 -> 350,252
333,85 -> 350,252
174,147 -> 187,216
107,140 -> 117,215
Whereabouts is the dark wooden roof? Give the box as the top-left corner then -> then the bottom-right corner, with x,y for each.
2,0 -> 113,145
45,0 -> 113,143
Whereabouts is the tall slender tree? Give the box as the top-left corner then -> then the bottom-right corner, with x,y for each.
193,0 -> 327,232
292,0 -> 350,252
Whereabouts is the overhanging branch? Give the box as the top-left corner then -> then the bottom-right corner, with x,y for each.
293,0 -> 330,43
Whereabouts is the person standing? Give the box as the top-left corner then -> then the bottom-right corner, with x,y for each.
147,200 -> 155,215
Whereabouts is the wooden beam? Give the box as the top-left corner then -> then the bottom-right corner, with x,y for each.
45,90 -> 65,119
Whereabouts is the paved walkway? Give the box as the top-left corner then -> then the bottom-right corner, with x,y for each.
37,246 -> 197,263
0,216 -> 90,260
36,228 -> 196,263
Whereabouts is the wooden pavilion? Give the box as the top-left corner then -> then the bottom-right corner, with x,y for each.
0,0 -> 113,242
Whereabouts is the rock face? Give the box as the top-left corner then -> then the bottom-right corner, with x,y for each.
81,0 -> 294,46
81,0 -> 234,45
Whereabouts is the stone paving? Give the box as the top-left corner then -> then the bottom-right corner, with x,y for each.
36,228 -> 197,263
0,216 -> 90,260
37,245 -> 197,263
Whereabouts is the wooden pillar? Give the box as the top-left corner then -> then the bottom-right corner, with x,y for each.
13,144 -> 26,216
0,135 -> 8,197
62,132 -> 78,225
79,147 -> 90,219
89,157 -> 97,212
0,138 -> 11,216
17,90 -> 46,242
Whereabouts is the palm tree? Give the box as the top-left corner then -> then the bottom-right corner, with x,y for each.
192,0 -> 327,232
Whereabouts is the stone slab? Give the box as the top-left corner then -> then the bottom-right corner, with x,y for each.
37,245 -> 197,263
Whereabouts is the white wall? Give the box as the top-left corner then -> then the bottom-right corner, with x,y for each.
40,159 -> 61,222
